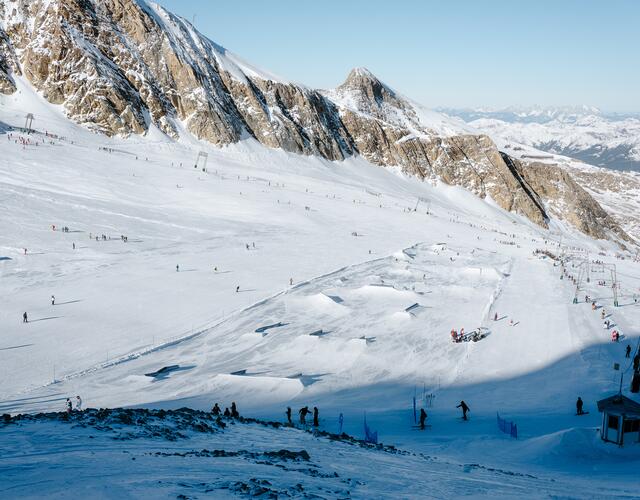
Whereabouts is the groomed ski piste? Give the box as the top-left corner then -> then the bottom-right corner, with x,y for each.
1,77 -> 640,498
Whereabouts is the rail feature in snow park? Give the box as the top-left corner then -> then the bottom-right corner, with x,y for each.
497,412 -> 518,439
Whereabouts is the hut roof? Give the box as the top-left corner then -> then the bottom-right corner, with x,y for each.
597,394 -> 640,415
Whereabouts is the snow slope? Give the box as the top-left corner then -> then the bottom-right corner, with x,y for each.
1,78 -> 640,497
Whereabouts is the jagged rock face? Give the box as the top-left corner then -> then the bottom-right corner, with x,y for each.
0,0 -> 632,244
0,24 -> 19,94
338,106 -> 549,226
513,160 -> 631,244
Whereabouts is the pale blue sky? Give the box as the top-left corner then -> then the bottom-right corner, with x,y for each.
155,0 -> 639,112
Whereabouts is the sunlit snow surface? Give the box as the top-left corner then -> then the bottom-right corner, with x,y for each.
1,79 -> 639,498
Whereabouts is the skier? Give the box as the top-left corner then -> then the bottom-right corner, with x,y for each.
313,406 -> 319,427
626,345 -> 631,358
211,403 -> 221,416
286,406 -> 292,425
231,402 -> 239,418
419,408 -> 428,430
299,406 -> 311,425
22,311 -> 28,323
75,395 -> 82,411
576,397 -> 584,415
66,398 -> 73,413
51,295 -> 55,306
456,400 -> 470,420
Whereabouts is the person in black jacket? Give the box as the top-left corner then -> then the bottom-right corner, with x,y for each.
576,397 -> 584,415
299,406 -> 311,425
286,406 -> 292,425
211,403 -> 221,416
419,408 -> 428,429
457,400 -> 470,420
313,407 -> 319,427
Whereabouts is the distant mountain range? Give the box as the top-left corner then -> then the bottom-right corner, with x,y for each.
438,107 -> 640,172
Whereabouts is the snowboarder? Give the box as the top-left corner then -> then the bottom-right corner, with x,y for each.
231,402 -> 239,418
419,408 -> 428,430
22,312 -> 28,323
66,398 -> 73,413
457,400 -> 470,420
286,406 -> 292,425
313,407 -> 319,427
299,406 -> 311,425
51,295 -> 55,306
576,397 -> 584,415
211,403 -> 221,416
75,395 -> 82,411
626,345 -> 631,358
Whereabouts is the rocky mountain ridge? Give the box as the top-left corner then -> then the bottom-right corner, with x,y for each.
0,0 -> 633,245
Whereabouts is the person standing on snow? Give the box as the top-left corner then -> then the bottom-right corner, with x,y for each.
75,395 -> 82,411
51,295 -> 55,306
313,407 -> 319,427
626,345 -> 632,358
299,406 -> 311,425
23,312 -> 28,323
66,398 -> 73,413
211,403 -> 221,416
419,408 -> 428,430
176,264 -> 180,272
231,402 -> 239,418
286,407 -> 292,425
457,401 -> 470,420
576,397 -> 584,415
